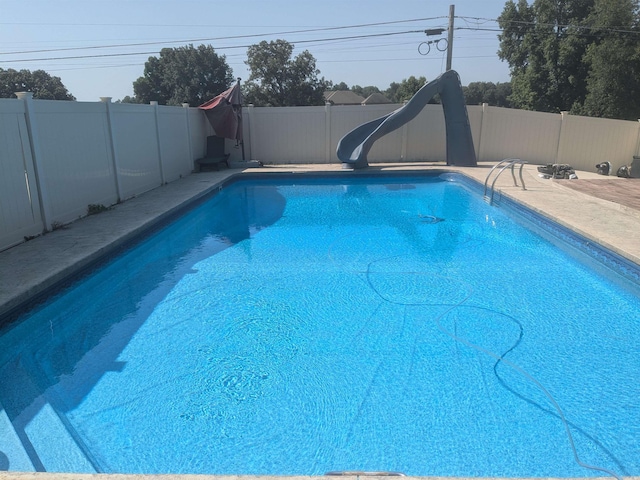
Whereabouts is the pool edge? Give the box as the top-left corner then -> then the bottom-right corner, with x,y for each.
1,164 -> 639,480
0,473 -> 637,480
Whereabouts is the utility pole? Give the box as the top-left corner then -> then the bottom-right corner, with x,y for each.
446,4 -> 455,70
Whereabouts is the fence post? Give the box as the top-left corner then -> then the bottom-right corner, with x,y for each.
100,97 -> 122,202
183,103 -> 194,172
247,104 -> 256,161
325,102 -> 332,163
555,111 -> 568,164
15,92 -> 52,232
476,103 -> 488,162
634,119 -> 640,158
150,101 -> 166,184
401,101 -> 409,161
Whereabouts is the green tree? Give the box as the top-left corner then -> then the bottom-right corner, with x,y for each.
578,0 -> 640,119
132,44 -> 233,106
118,95 -> 140,104
499,0 -> 640,119
385,81 -> 401,102
385,76 -> 427,102
244,39 -> 329,106
498,0 -> 593,112
495,82 -> 513,107
330,82 -> 350,91
463,81 -> 512,107
351,85 -> 382,98
463,83 -> 485,105
0,68 -> 75,100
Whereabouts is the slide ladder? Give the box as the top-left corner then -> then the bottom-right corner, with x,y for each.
483,158 -> 528,205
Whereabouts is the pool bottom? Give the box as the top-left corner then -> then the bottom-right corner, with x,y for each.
1,172 -> 640,476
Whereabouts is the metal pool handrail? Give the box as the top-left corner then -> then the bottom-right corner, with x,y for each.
483,158 -> 528,205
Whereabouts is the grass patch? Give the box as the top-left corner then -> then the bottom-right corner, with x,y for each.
87,204 -> 112,216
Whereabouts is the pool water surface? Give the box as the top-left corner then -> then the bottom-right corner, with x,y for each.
0,173 -> 638,477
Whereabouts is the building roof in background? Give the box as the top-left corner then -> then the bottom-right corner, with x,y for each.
324,90 -> 366,105
362,92 -> 392,104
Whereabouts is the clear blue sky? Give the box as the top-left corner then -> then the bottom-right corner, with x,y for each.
0,0 -> 512,102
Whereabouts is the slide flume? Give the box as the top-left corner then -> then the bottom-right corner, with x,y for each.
336,69 -> 477,169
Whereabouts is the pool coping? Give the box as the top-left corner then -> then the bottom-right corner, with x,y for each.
1,163 -> 639,480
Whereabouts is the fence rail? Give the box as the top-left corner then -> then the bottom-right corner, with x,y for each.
2,95 -> 639,252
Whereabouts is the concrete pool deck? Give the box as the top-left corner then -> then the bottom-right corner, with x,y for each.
0,162 -> 639,480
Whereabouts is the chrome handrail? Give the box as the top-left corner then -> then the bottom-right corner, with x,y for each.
483,158 -> 528,205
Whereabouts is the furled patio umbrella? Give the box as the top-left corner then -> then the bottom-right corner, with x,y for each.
199,77 -> 244,158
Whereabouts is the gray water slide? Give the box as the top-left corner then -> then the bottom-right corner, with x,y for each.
336,70 -> 477,169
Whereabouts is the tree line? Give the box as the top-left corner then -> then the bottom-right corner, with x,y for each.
0,68 -> 76,101
3,0 -> 640,121
498,0 -> 640,120
0,41 -> 512,109
330,77 -> 513,107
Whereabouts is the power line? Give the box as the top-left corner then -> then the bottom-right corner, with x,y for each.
42,54 -> 501,73
0,17 -> 446,56
32,39 -> 442,69
0,15 -> 506,73
0,30 -> 427,63
456,27 -> 503,33
47,39 -> 491,72
0,18 -> 445,29
321,55 -> 498,63
5,14 -> 637,67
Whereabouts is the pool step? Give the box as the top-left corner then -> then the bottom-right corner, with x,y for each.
18,401 -> 97,473
0,359 -> 97,473
0,398 -> 35,471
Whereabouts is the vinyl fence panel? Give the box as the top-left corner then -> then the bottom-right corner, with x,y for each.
248,106 -> 327,164
0,100 -> 43,250
110,103 -> 163,199
477,106 -> 562,164
157,106 -> 193,182
329,104 -> 400,163
404,104 -> 447,162
188,108 -> 213,166
32,100 -> 118,225
557,114 -> 640,172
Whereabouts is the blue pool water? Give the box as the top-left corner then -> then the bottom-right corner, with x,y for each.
0,173 -> 639,477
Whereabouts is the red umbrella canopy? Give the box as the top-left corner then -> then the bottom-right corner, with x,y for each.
199,79 -> 243,141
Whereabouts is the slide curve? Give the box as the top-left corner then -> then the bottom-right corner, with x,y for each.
336,69 -> 477,169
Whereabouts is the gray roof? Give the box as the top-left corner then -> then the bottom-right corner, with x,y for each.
324,90 -> 366,105
362,92 -> 392,104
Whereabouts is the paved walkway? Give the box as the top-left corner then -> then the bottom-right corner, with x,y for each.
560,177 -> 640,211
1,162 -> 639,321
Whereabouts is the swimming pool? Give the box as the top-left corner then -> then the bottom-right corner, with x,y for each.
0,172 -> 638,477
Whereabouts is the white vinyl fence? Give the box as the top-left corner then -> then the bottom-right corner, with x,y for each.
2,94 -> 640,252
242,103 -> 640,171
0,94 -> 212,251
